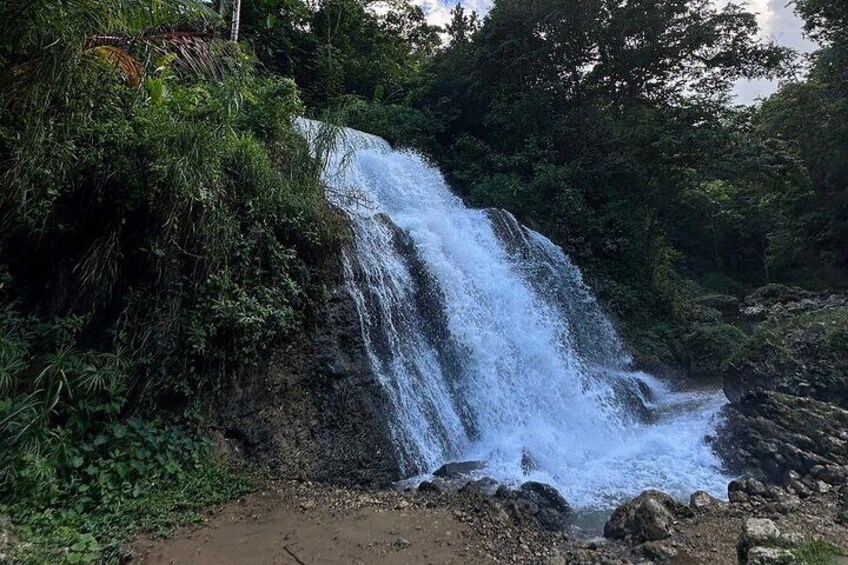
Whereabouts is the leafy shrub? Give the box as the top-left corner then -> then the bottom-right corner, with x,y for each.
5,420 -> 255,564
684,322 -> 751,379
0,4 -> 340,561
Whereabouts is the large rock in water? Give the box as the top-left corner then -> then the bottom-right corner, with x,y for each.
494,481 -> 572,531
603,490 -> 694,542
432,461 -> 486,479
215,254 -> 402,486
715,391 -> 848,483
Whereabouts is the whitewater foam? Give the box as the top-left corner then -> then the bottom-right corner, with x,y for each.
296,119 -> 729,510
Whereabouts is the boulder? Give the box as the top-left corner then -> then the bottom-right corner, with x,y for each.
494,482 -> 572,531
603,490 -> 694,543
417,480 -> 444,495
689,490 -> 725,512
216,256 -> 402,487
518,482 -> 571,514
432,460 -> 485,479
723,298 -> 848,407
518,482 -> 571,530
737,518 -> 783,563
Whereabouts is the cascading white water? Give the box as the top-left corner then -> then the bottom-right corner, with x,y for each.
297,119 -> 729,510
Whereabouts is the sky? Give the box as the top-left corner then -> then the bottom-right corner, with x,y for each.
411,0 -> 817,104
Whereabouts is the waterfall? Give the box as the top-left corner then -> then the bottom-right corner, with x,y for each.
297,119 -> 728,510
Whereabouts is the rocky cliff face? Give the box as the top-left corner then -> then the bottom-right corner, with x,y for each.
716,391 -> 848,484
723,292 -> 848,408
215,254 -> 402,487
715,285 -> 848,487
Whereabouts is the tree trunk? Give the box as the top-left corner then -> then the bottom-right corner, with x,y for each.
230,0 -> 241,42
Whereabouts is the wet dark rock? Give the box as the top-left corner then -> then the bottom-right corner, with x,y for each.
472,477 -> 500,495
716,391 -> 848,484
417,480 -> 444,495
519,482 -> 571,514
433,460 -> 486,479
493,481 -> 572,531
521,449 -> 538,475
603,490 -> 694,543
216,255 -> 401,487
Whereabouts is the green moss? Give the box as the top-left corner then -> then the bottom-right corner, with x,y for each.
684,322 -> 750,378
793,539 -> 844,565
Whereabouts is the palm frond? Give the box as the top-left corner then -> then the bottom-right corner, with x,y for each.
89,45 -> 145,87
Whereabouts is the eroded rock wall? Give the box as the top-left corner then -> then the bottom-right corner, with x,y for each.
216,255 -> 402,487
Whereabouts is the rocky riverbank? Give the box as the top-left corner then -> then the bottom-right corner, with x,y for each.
127,284 -> 848,565
131,479 -> 631,565
129,474 -> 848,565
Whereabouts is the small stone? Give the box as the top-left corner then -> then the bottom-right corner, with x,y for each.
392,537 -> 411,550
746,546 -> 797,565
641,541 -> 678,561
299,500 -> 315,511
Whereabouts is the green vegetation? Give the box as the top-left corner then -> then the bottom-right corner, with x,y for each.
684,322 -> 750,380
793,539 -> 845,565
1,0 -> 340,561
343,0 -> 846,366
732,306 -> 848,364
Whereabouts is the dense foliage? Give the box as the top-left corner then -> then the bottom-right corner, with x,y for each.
0,1 -> 340,561
341,0 -> 846,361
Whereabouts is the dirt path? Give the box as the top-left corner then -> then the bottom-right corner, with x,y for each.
131,481 -> 584,565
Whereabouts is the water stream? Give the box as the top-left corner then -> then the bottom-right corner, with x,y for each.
297,119 -> 729,511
